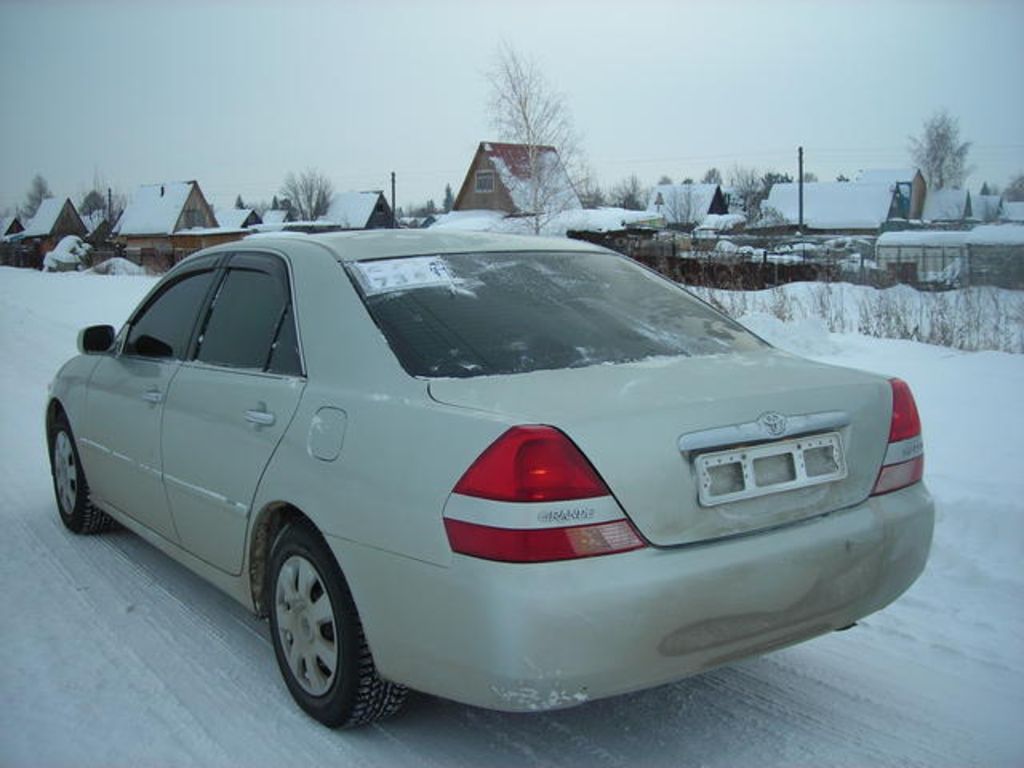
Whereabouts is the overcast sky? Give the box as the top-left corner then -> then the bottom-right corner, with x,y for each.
1,0 -> 1022,215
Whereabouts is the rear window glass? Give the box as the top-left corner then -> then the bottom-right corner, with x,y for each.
349,251 -> 764,379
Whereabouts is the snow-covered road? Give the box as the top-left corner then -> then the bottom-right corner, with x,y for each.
1,268 -> 1022,767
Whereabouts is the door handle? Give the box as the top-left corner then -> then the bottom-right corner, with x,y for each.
245,409 -> 276,427
142,389 -> 163,404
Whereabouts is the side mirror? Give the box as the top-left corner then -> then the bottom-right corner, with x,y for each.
78,325 -> 115,355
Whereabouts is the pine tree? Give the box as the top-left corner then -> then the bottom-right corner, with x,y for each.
235,194 -> 245,209
443,183 -> 454,212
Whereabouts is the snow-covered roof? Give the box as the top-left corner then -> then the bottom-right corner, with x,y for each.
923,189 -> 970,221
855,168 -> 919,186
215,208 -> 258,230
1,215 -> 21,236
115,181 -> 199,236
480,141 -> 581,213
970,194 -> 1002,222
1002,201 -> 1024,223
321,192 -> 384,229
876,224 -> 1024,248
21,198 -> 67,237
647,184 -> 721,225
764,182 -> 895,230
694,213 -> 746,232
80,210 -> 108,235
262,209 -> 291,225
428,207 -> 661,237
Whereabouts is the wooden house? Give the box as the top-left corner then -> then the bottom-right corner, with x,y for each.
15,198 -> 87,268
855,169 -> 927,220
453,141 -> 580,215
114,181 -> 221,270
647,183 -> 728,229
1,215 -> 23,239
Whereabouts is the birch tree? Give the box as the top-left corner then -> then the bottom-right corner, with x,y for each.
280,169 -> 334,221
910,110 -> 972,190
487,44 -> 582,233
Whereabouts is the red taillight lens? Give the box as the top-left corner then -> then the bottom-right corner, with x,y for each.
444,518 -> 645,563
453,426 -> 611,503
888,378 -> 921,442
872,378 -> 924,496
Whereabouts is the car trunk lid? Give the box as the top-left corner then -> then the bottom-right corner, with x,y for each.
429,348 -> 891,547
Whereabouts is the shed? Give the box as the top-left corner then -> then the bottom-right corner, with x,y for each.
647,184 -> 728,228
320,191 -> 392,229
763,182 -> 897,233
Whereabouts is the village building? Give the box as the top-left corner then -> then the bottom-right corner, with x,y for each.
261,208 -> 295,225
1,215 -> 23,239
114,181 -> 237,270
922,188 -> 972,223
320,191 -> 393,229
11,198 -> 87,268
647,183 -> 729,229
875,224 -> 1024,287
854,169 -> 927,219
762,182 -> 901,234
215,207 -> 262,230
452,141 -> 580,215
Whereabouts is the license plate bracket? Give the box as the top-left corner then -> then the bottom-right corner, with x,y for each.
695,432 -> 847,507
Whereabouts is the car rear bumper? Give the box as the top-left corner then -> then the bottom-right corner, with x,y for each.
327,482 -> 934,712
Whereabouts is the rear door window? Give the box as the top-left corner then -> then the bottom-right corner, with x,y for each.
349,250 -> 764,378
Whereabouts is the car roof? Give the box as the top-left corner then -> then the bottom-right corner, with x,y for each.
243,229 -> 608,262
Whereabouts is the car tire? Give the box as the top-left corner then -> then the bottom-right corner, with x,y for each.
48,414 -> 114,535
268,521 -> 408,728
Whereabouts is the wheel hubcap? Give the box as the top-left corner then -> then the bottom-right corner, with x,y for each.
275,555 -> 339,696
53,431 -> 77,516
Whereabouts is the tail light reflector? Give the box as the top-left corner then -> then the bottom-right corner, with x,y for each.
872,378 -> 924,496
447,426 -> 646,562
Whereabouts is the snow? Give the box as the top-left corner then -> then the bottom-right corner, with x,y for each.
764,182 -> 895,230
1,267 -> 1023,766
877,224 -> 1024,247
261,209 -> 291,225
20,197 -> 68,237
1002,201 -> 1024,223
695,213 -> 745,232
214,208 -> 256,230
923,188 -> 970,222
115,182 -> 196,235
41,235 -> 90,270
321,191 -> 383,229
86,257 -> 148,276
429,207 -> 660,236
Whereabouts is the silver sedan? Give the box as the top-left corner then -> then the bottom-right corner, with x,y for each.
46,230 -> 933,727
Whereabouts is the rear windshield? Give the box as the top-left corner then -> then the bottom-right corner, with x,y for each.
348,250 -> 765,378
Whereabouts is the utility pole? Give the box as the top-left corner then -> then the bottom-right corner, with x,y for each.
798,146 -> 804,233
107,187 -> 113,224
390,172 -> 396,228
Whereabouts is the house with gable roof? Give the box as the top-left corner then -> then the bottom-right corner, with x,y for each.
855,168 -> 927,220
215,207 -> 262,230
761,182 -> 902,234
453,141 -> 580,217
114,180 -> 235,270
647,183 -> 729,229
320,191 -> 392,230
12,198 -> 87,268
923,188 -> 972,223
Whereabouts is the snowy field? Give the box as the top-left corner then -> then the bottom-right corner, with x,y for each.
1,266 -> 1022,767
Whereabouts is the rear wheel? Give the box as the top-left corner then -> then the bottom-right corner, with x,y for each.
268,521 -> 407,727
48,415 -> 114,534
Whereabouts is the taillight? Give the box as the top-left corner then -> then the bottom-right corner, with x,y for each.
872,378 -> 924,496
446,426 -> 646,562
453,425 -> 610,502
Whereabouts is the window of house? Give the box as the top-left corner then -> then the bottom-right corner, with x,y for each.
475,170 -> 495,194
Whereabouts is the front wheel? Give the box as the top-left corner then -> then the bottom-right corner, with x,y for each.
268,522 -> 407,727
48,415 -> 114,534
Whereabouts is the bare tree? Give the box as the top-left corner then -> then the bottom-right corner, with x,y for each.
657,175 -> 673,185
909,110 -> 972,190
21,174 -> 52,219
280,169 -> 335,221
1003,173 -> 1024,202
654,182 -> 700,228
487,43 -> 582,232
728,165 -> 763,221
701,167 -> 723,185
609,175 -> 647,211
